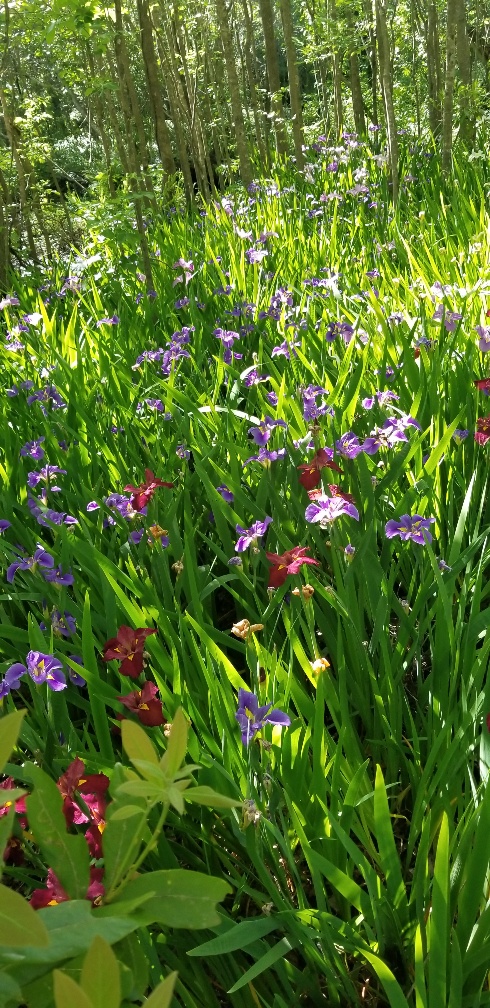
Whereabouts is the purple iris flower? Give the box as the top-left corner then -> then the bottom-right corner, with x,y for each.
305,495 -> 359,525
27,651 -> 66,689
243,369 -> 270,387
96,315 -> 119,326
7,545 -> 54,583
248,417 -> 288,446
67,656 -> 86,687
453,429 -> 469,444
217,485 -> 234,503
271,339 -> 300,359
27,386 -> 66,413
245,248 -> 268,265
43,566 -> 74,586
335,433 -> 363,459
475,326 -> 490,352
174,297 -> 190,309
235,517 -> 272,553
27,496 -> 78,528
362,391 -> 400,410
40,610 -> 76,637
129,529 -> 145,545
0,295 -> 20,309
0,520 -> 11,533
214,328 -> 240,350
431,305 -> 462,332
266,391 -> 279,406
243,447 -> 286,466
235,689 -> 290,745
20,438 -> 45,461
27,466 -> 67,489
0,663 -> 27,698
385,514 -> 435,545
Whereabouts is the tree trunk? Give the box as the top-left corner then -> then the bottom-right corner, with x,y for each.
0,167 -> 10,293
427,0 -> 442,135
137,0 -> 176,175
455,0 -> 473,142
257,0 -> 289,155
114,0 -> 154,203
332,52 -> 343,135
213,0 -> 253,186
349,51 -> 366,135
240,0 -> 269,166
86,44 -> 117,195
0,88 -> 38,263
441,0 -> 458,172
278,0 -> 304,167
375,0 -> 399,200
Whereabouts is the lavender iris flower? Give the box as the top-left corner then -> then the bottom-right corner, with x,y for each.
96,315 -> 119,327
305,495 -> 359,525
335,433 -> 363,459
216,485 -> 234,503
27,466 -> 67,489
0,664 -> 27,698
235,516 -> 272,553
40,610 -> 76,637
248,417 -> 287,446
243,448 -> 286,466
7,546 -> 54,583
235,689 -> 290,745
385,514 -> 435,545
67,656 -> 86,687
245,248 -> 268,265
475,326 -> 490,352
453,429 -> 469,444
43,566 -> 74,586
0,520 -> 11,533
431,305 -> 462,332
20,438 -> 45,461
243,369 -> 270,387
1,651 -> 66,693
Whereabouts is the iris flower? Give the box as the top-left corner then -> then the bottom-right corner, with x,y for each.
235,689 -> 290,745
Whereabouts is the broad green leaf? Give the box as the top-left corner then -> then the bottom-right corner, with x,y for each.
121,720 -> 158,768
80,936 -> 121,1008
428,813 -> 449,1008
227,937 -> 294,993
0,709 -> 25,775
25,763 -> 90,900
144,972 -> 178,1008
0,884 -> 49,947
54,970 -> 93,1008
110,869 -> 231,928
361,949 -> 410,1008
183,785 -> 242,809
188,916 -> 280,956
160,708 -> 188,778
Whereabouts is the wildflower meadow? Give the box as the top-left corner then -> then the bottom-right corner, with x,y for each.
1,137 -> 490,1007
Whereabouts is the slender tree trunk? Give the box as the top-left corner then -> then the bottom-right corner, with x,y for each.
332,52 -> 343,135
213,0 -> 253,186
137,0 -> 175,175
240,0 -> 269,166
86,44 -> 117,195
441,0 -> 458,172
150,7 -> 194,199
257,0 -> 289,155
375,0 -> 399,200
278,0 -> 304,167
0,88 -> 38,263
455,0 -> 473,142
114,0 -> 155,203
0,167 -> 10,292
349,52 -> 366,135
427,0 -> 442,135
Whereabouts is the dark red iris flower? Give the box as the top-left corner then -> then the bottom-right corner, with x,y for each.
30,865 -> 104,909
474,378 -> 490,394
103,625 -> 157,678
0,778 -> 28,866
475,415 -> 490,445
298,449 -> 343,490
57,757 -> 109,855
124,469 -> 173,512
266,546 -> 320,588
118,680 -> 165,727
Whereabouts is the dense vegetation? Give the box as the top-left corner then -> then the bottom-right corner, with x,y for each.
1,0 -> 490,1006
